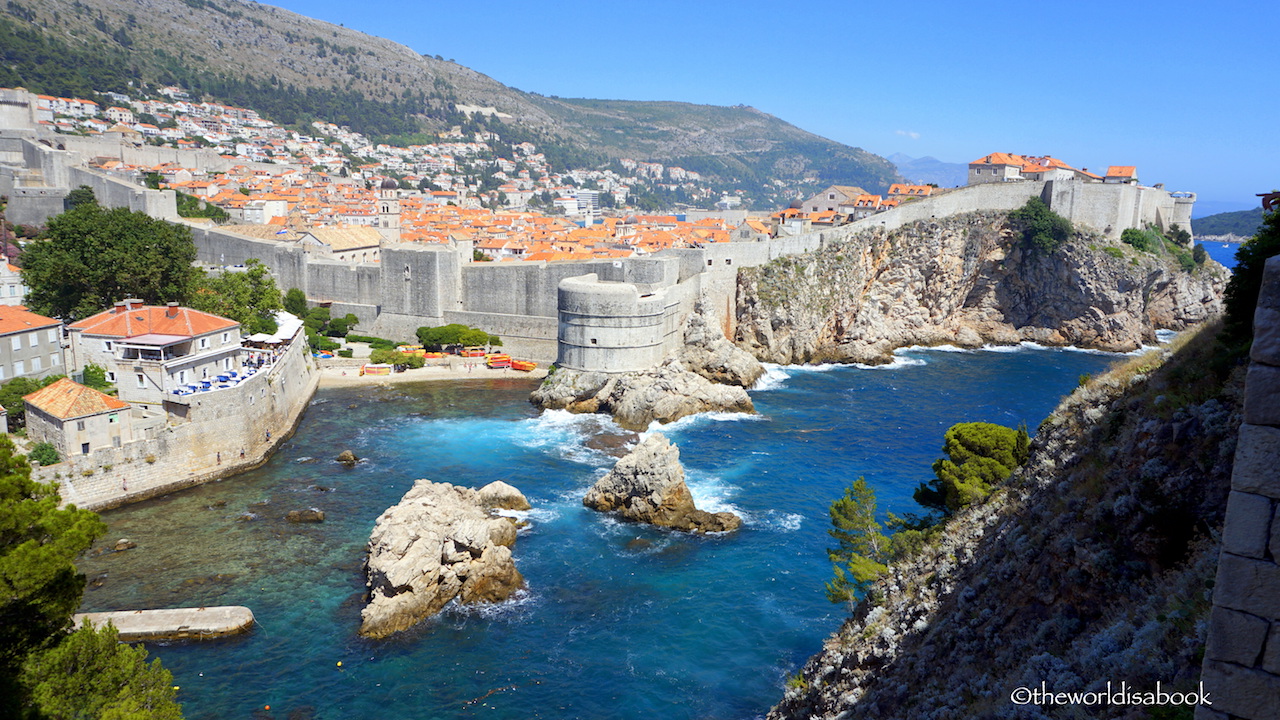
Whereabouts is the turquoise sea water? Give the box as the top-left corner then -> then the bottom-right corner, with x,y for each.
79,346 -> 1123,720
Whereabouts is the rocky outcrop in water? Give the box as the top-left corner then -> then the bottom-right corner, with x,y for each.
531,304 -> 762,430
584,433 -> 741,533
769,326 -> 1240,719
736,212 -> 1228,364
360,480 -> 529,639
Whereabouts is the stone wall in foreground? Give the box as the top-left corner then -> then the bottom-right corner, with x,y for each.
1198,255 -> 1280,719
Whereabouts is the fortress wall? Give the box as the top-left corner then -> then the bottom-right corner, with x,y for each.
555,273 -> 680,373
304,259 -> 383,308
66,165 -> 178,219
1198,256 -> 1280,719
41,327 -> 318,511
55,134 -> 300,175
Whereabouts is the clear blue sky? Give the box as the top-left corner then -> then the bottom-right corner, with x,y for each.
268,0 -> 1272,211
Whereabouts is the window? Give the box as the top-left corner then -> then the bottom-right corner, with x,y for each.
112,436 -> 121,448
31,357 -> 40,371
222,332 -> 229,344
590,338 -> 597,345
104,340 -> 113,351
107,371 -> 116,382
51,354 -> 59,367
200,337 -> 208,349
80,443 -> 90,455
76,420 -> 85,431
0,366 -> 6,381
225,358 -> 233,370
136,373 -> 145,388
178,370 -> 186,384
47,329 -> 56,343
11,336 -> 19,351
108,413 -> 118,424
14,360 -> 22,376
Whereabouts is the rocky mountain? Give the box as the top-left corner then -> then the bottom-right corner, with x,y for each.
0,0 -> 901,202
769,320 -> 1242,719
734,211 -> 1229,364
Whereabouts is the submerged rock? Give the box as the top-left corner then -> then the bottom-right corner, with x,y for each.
286,509 -> 326,523
584,433 -> 741,534
336,450 -> 359,466
360,480 -> 530,639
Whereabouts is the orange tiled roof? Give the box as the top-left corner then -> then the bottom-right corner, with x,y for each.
23,378 -> 129,420
0,306 -> 60,336
1106,166 -> 1136,178
69,303 -> 238,338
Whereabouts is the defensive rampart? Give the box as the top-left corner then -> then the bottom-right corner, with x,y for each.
1197,256 -> 1280,719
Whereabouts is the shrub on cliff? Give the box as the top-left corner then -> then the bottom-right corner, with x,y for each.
1224,208 -> 1280,344
1009,197 -> 1072,253
913,422 -> 1029,515
826,476 -> 891,604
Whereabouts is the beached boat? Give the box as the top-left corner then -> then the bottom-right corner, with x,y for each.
360,363 -> 393,376
511,360 -> 537,372
486,354 -> 512,369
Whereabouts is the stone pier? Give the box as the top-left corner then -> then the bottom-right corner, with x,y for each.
73,606 -> 255,642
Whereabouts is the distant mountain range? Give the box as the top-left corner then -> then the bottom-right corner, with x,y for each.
887,153 -> 968,188
0,0 -> 902,206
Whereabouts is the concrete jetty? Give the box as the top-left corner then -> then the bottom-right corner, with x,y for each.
73,606 -> 255,642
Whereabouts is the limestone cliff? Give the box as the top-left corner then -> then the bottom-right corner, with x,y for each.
360,480 -> 529,639
584,433 -> 741,533
736,211 -> 1228,365
531,303 -> 763,430
769,324 -> 1242,719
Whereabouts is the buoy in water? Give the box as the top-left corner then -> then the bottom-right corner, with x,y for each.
337,661 -> 343,667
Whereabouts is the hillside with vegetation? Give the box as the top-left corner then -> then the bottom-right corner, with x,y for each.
0,0 -> 900,204
1194,207 -> 1265,237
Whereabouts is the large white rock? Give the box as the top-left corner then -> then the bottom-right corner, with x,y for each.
359,480 -> 530,638
584,433 -> 741,533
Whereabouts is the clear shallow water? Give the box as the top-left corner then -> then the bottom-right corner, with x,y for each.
80,349 -> 1119,720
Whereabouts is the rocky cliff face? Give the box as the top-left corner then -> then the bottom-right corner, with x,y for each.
584,433 -> 741,533
360,480 -> 529,639
768,324 -> 1242,719
531,303 -> 763,430
736,212 -> 1228,364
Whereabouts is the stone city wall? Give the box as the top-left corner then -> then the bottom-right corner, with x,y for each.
39,327 -> 319,511
1197,255 -> 1280,720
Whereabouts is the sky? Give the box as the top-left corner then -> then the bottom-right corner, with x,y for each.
267,0 -> 1273,211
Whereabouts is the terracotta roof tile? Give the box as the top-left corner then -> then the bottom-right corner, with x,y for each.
68,303 -> 238,338
24,378 -> 129,420
0,306 -> 60,336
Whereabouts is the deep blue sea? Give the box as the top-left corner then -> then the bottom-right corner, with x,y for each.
79,346 -> 1126,720
1203,240 -> 1240,269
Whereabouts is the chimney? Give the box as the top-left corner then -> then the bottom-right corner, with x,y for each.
166,301 -> 179,318
122,298 -> 143,311
112,301 -> 125,314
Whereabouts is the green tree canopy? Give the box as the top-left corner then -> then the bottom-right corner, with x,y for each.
0,434 -> 106,705
825,476 -> 890,604
283,288 -> 308,317
65,186 -> 97,210
20,621 -> 182,720
1224,208 -> 1280,343
1009,197 -> 1073,253
188,259 -> 281,335
21,202 -> 198,321
914,422 -> 1029,514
